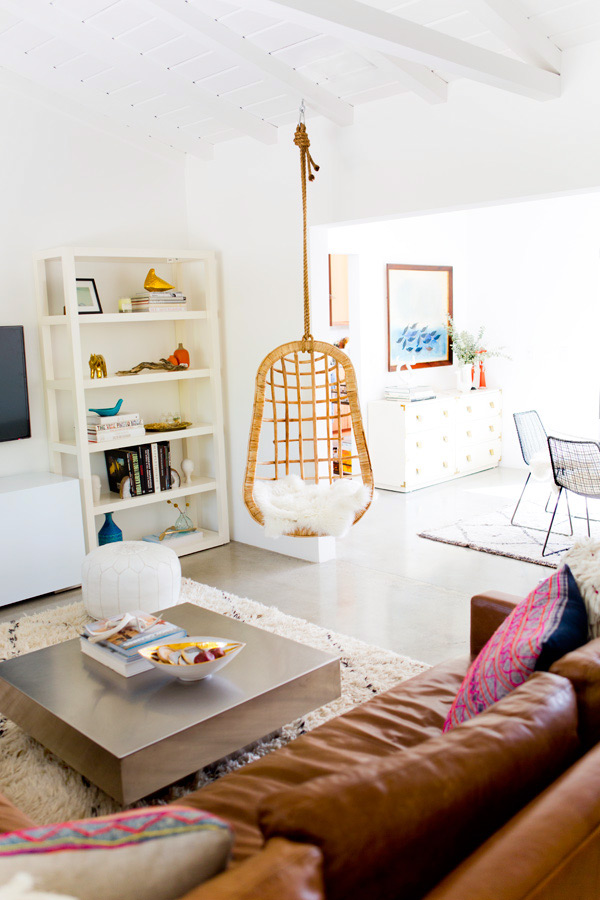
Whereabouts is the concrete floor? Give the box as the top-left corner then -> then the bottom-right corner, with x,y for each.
1,466 -> 548,665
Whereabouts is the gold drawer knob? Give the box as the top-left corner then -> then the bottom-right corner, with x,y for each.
467,406 -> 472,413
443,410 -> 449,417
416,467 -> 420,475
416,415 -> 421,421
466,454 -> 472,462
443,435 -> 448,442
443,461 -> 448,468
467,430 -> 472,437
489,448 -> 495,456
416,441 -> 422,448
490,401 -> 495,408
489,425 -> 495,431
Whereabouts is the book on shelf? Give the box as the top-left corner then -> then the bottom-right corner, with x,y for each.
143,530 -> 203,545
131,305 -> 188,313
80,639 -> 154,677
104,441 -> 171,495
132,291 -> 186,300
87,412 -> 142,427
88,425 -> 146,444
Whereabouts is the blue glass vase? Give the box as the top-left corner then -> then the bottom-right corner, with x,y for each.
98,512 -> 123,545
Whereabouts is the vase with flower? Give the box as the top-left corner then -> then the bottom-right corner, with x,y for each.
446,318 -> 508,392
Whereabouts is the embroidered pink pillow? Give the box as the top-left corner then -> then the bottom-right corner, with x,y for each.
444,565 -> 587,731
0,806 -> 232,900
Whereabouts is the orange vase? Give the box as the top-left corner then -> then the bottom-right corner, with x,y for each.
479,359 -> 486,389
173,343 -> 190,368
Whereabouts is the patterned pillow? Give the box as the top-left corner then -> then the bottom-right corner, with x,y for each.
0,807 -> 232,900
444,565 -> 587,731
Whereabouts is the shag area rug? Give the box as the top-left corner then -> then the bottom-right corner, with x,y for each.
418,500 -> 596,568
0,579 -> 427,825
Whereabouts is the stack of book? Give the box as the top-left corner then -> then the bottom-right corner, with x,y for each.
81,613 -> 187,677
105,441 -> 172,496
87,411 -> 145,444
384,385 -> 436,402
131,291 -> 187,313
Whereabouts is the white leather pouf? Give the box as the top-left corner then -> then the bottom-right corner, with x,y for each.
82,541 -> 181,619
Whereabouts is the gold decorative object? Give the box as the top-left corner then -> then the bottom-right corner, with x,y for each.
145,421 -> 191,432
144,268 -> 175,292
116,359 -> 187,376
89,354 -> 107,379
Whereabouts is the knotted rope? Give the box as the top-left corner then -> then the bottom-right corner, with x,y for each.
293,122 -> 319,349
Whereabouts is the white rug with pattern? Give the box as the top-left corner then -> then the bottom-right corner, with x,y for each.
0,579 -> 428,825
419,499 -> 600,568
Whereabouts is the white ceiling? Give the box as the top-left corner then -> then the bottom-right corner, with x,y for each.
0,0 -> 597,160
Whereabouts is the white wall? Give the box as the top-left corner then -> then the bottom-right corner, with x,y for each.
185,39 -> 600,555
0,82 -> 188,478
326,193 -> 600,467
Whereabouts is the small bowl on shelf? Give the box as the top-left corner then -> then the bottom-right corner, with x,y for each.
138,636 -> 245,682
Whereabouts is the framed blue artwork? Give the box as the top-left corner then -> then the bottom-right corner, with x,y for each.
387,264 -> 453,372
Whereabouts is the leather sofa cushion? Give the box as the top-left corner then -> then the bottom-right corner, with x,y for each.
422,738 -> 600,900
550,636 -> 600,747
176,656 -> 468,862
177,838 -> 325,900
259,673 -> 579,900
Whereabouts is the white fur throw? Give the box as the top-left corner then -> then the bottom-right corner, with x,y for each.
253,474 -> 371,538
528,450 -> 555,485
562,540 -> 600,638
0,875 -> 78,900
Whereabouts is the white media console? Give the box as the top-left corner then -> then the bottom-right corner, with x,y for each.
0,473 -> 86,606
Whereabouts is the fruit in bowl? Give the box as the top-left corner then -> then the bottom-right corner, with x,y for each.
138,636 -> 245,682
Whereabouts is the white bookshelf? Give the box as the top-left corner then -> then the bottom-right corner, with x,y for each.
34,247 -> 230,557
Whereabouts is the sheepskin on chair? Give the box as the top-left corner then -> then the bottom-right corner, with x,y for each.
562,539 -> 600,638
253,474 -> 372,538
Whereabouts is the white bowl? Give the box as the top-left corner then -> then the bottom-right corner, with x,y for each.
138,635 -> 245,682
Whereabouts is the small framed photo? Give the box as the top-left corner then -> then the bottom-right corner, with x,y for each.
76,278 -> 102,314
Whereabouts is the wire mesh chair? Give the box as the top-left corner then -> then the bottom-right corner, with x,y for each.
512,410 -> 552,526
543,437 -> 600,556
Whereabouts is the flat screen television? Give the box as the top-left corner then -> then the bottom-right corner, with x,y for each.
0,326 -> 31,443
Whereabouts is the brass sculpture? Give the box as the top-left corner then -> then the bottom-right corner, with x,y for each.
89,354 -> 107,379
143,268 -> 175,292
116,358 -> 187,376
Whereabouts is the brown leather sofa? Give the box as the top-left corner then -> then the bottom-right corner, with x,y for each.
172,590 -> 600,900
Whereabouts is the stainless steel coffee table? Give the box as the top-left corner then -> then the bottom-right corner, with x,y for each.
0,603 -> 340,804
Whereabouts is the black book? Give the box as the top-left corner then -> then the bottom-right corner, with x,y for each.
142,445 -> 154,493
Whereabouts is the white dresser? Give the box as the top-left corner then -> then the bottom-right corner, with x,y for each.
368,389 -> 502,492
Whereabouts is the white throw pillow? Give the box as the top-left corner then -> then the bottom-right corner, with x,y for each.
561,540 -> 600,637
0,807 -> 232,900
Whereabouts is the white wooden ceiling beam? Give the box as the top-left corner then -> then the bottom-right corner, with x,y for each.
0,65 -> 185,162
466,0 -> 561,73
0,31 -> 214,159
141,0 -> 354,127
359,48 -> 447,104
239,0 -> 560,100
0,0 -> 278,144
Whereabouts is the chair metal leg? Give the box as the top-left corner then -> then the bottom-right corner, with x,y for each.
565,491 -> 573,536
511,473 -> 531,526
545,492 -> 554,513
586,497 -> 591,537
542,488 -> 563,557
